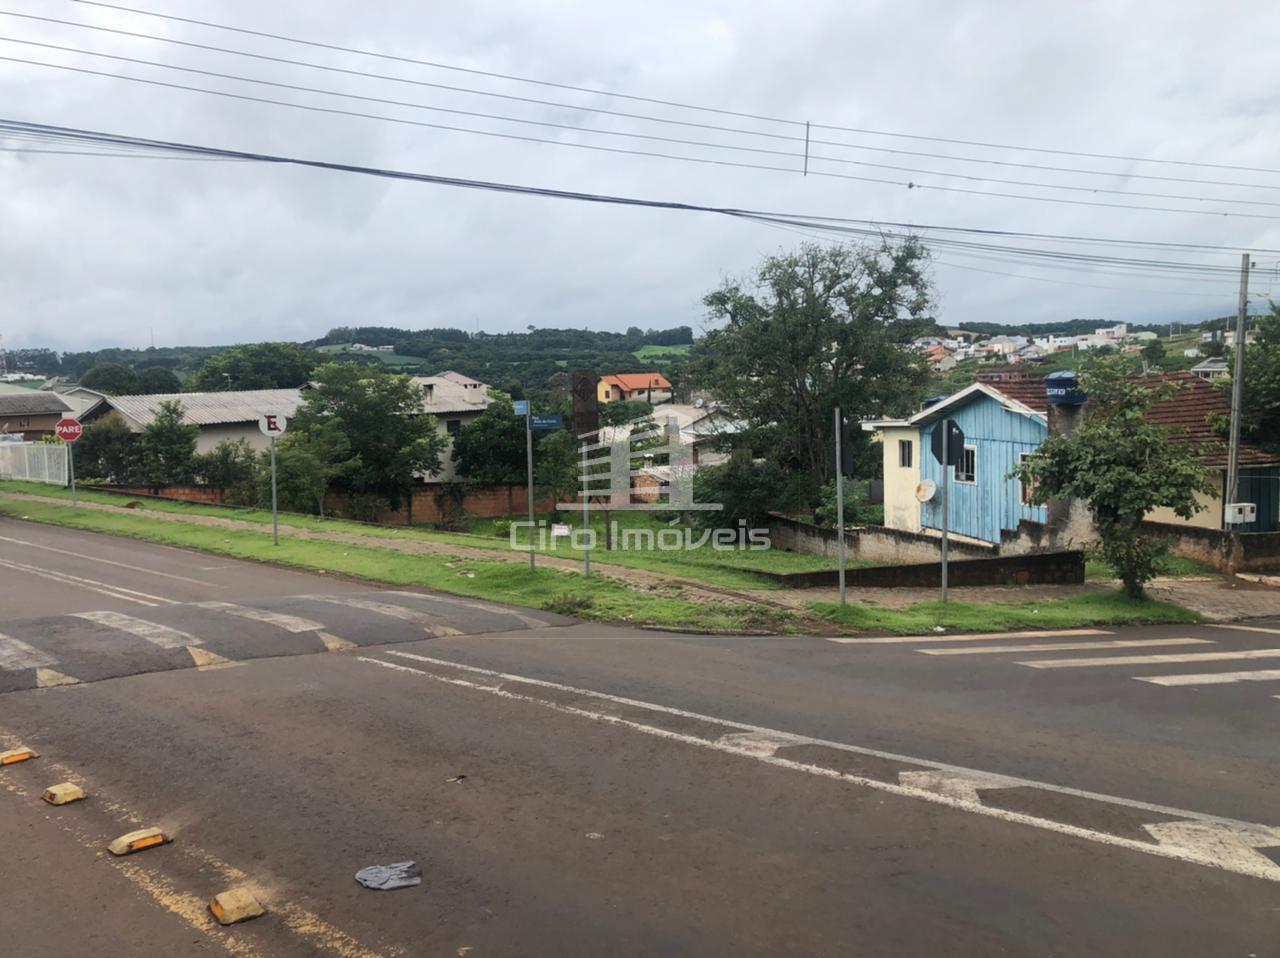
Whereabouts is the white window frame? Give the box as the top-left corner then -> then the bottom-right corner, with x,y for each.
954,445 -> 977,484
898,439 -> 913,469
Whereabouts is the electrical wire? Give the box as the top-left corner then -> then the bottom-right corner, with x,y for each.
7,53 -> 1280,222
7,35 -> 1280,211
8,10 -> 1280,193
68,0 -> 1280,177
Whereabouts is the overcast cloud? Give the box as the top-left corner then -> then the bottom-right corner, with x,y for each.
2,0 -> 1279,352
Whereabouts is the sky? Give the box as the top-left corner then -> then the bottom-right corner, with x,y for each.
2,0 -> 1280,352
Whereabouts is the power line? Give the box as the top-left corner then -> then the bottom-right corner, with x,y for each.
4,117 -> 1273,286
10,35 -> 1280,210
9,10 -> 1280,193
68,0 -> 1280,178
8,54 -> 1280,222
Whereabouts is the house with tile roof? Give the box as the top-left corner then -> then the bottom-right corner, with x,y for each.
597,373 -> 672,405
863,372 -> 1280,542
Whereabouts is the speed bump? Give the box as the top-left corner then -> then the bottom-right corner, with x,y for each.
209,887 -> 265,925
107,827 -> 170,856
0,746 -> 38,766
42,782 -> 86,806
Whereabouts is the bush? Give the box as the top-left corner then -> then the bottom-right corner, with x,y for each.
542,593 -> 594,616
691,451 -> 810,528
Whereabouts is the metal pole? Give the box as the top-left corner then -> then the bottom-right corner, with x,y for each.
834,407 -> 846,607
526,404 -> 535,571
581,440 -> 590,576
270,435 -> 279,546
941,421 -> 950,603
68,443 -> 76,510
1225,252 -> 1251,514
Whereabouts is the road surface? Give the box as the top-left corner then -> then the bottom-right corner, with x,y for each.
0,518 -> 1276,956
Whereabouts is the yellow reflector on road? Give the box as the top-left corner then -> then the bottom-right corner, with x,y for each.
107,827 -> 170,856
42,782 -> 86,806
0,746 -> 38,765
210,887 -> 266,926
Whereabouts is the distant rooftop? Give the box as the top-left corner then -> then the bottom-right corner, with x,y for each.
104,389 -> 303,428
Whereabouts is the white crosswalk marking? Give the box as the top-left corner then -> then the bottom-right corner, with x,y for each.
72,610 -> 201,649
1021,648 -> 1280,669
0,633 -> 56,670
1209,623 -> 1280,636
192,601 -> 323,633
1136,669 -> 1280,687
921,638 -> 1212,656
828,628 -> 1112,646
305,595 -> 461,636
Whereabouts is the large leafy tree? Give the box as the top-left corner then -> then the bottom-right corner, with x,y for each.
193,342 -> 320,391
451,396 -> 529,484
1234,302 -> 1280,453
535,428 -> 581,507
138,399 -> 199,488
80,362 -> 142,395
697,240 -> 933,483
75,417 -> 142,483
137,366 -> 182,393
290,363 -> 446,508
1013,357 -> 1214,598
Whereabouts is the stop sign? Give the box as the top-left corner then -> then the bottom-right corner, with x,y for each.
55,418 -> 83,443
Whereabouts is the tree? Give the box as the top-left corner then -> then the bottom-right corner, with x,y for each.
1140,339 -> 1165,368
260,422 -> 354,516
137,366 -> 182,393
599,399 -> 653,427
1234,302 -> 1280,453
138,400 -> 199,488
451,395 -> 529,484
80,363 -> 142,395
191,438 -> 259,504
698,240 -> 933,485
535,429 -> 580,508
75,417 -> 142,483
691,450 -> 811,528
1013,357 -> 1214,598
290,363 -> 446,509
192,342 -> 320,391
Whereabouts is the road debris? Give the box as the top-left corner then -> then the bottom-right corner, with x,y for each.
445,775 -> 467,784
354,861 -> 422,890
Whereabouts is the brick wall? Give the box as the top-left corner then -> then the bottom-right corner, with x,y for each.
325,484 -> 557,526
104,485 -> 225,505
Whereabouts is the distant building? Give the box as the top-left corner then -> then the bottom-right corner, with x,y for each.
1191,357 -> 1230,381
0,391 -> 72,438
597,373 -> 673,404
438,370 -> 487,391
85,389 -> 306,454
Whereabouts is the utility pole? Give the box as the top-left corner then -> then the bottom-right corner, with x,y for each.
525,402 -> 535,572
940,422 -> 950,603
1225,252 -> 1251,511
834,408 -> 846,607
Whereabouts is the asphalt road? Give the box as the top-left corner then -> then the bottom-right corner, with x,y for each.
0,518 -> 1277,956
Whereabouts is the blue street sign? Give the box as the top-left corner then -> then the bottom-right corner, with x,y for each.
513,400 -> 529,416
530,414 -> 564,431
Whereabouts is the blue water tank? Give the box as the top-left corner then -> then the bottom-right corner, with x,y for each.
1044,370 -> 1086,406
920,395 -> 948,410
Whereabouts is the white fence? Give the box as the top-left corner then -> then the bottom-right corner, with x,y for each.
0,441 -> 69,486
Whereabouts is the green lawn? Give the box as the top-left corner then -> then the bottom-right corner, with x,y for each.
1084,552 -> 1219,581
813,591 -> 1199,635
0,497 -> 792,634
633,344 -> 691,362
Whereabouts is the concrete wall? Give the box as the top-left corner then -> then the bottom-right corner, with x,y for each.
766,515 -> 994,564
758,550 -> 1084,589
880,425 -> 921,532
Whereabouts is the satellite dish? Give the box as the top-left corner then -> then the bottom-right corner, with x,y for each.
915,480 -> 937,502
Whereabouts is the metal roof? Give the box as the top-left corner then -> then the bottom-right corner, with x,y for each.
0,392 -> 71,416
106,389 -> 303,428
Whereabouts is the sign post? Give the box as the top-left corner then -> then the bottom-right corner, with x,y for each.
834,407 -> 846,608
930,419 -> 965,604
55,417 -> 82,509
258,414 -> 288,546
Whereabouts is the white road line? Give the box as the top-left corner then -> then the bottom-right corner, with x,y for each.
1136,669 -> 1280,687
0,556 -> 176,606
191,601 -> 323,633
304,595 -> 461,636
1209,623 -> 1280,636
71,611 -> 201,649
828,628 -> 1112,646
357,650 -> 1280,884
921,638 -> 1213,656
0,633 -> 56,670
1021,648 -> 1280,669
386,590 -> 549,629
0,534 -> 208,585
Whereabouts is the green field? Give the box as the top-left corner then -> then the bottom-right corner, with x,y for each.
317,343 -> 427,366
634,344 -> 691,362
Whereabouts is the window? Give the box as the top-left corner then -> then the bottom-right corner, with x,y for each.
898,439 -> 913,469
445,418 -> 461,436
955,446 -> 977,484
